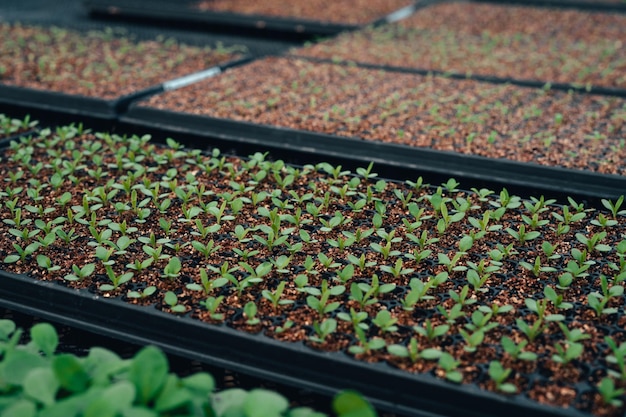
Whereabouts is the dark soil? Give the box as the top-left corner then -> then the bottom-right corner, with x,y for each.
0,126 -> 625,415
0,23 -> 244,99
141,57 -> 626,175
193,0 -> 414,25
292,2 -> 626,89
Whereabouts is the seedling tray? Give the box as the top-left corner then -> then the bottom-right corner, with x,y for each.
120,107 -> 626,204
0,22 -> 253,123
1,127 -> 626,417
121,57 -> 626,204
82,0 -> 421,37
2,126 -> 626,416
0,270 -> 605,417
0,56 -> 251,124
290,1 -> 626,93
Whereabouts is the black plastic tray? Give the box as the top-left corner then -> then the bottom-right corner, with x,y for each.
0,269 -> 599,417
120,106 -> 626,206
82,0 -> 422,37
0,55 -> 252,125
470,0 -> 626,12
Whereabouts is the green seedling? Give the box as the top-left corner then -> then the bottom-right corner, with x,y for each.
413,319 -> 449,341
36,254 -> 60,272
371,309 -> 398,333
602,195 -> 626,219
200,296 -> 225,321
164,291 -> 186,313
437,303 -> 466,324
126,257 -> 154,272
306,280 -> 345,318
127,285 -> 157,300
488,360 -> 517,394
337,307 -> 369,331
64,263 -> 95,282
262,281 -> 294,311
552,341 -> 584,364
349,327 -> 386,355
100,265 -> 133,291
500,336 -> 538,361
243,301 -> 260,325
438,353 -> 463,383
543,286 -> 573,310
597,377 -> 625,408
587,275 -> 624,316
387,338 -> 441,363
310,318 -> 337,343
162,257 -> 182,280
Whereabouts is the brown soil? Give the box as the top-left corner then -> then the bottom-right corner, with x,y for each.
0,23 -> 244,99
141,57 -> 626,175
292,3 -> 626,89
0,127 -> 625,415
193,0 -> 413,25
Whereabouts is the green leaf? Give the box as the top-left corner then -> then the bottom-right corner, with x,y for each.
0,319 -> 16,340
164,291 -> 178,306
243,389 -> 289,417
211,388 -> 247,417
129,346 -> 169,405
2,350 -> 47,385
24,368 -> 59,406
2,399 -> 37,417
332,391 -> 377,417
84,347 -> 126,385
30,323 -> 58,356
386,345 -> 408,358
4,254 -> 20,263
182,372 -> 215,394
421,348 -> 442,360
83,382 -> 136,417
121,408 -> 158,417
154,375 -> 192,412
53,354 -> 90,393
499,383 -> 517,394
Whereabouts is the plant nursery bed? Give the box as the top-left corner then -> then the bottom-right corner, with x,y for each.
0,125 -> 625,417
83,0 -> 419,37
0,22 -> 248,122
124,56 -> 626,201
291,1 -> 626,93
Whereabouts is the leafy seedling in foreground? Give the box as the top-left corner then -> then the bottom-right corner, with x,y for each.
597,377 -> 624,407
162,257 -> 182,280
387,338 -> 441,363
438,353 -> 462,383
488,360 -> 517,394
243,301 -> 260,325
349,327 -> 386,355
500,336 -> 537,361
64,263 -> 95,282
164,291 -> 186,313
310,318 -> 337,343
200,296 -> 225,321
100,266 -> 133,291
127,285 -> 157,300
